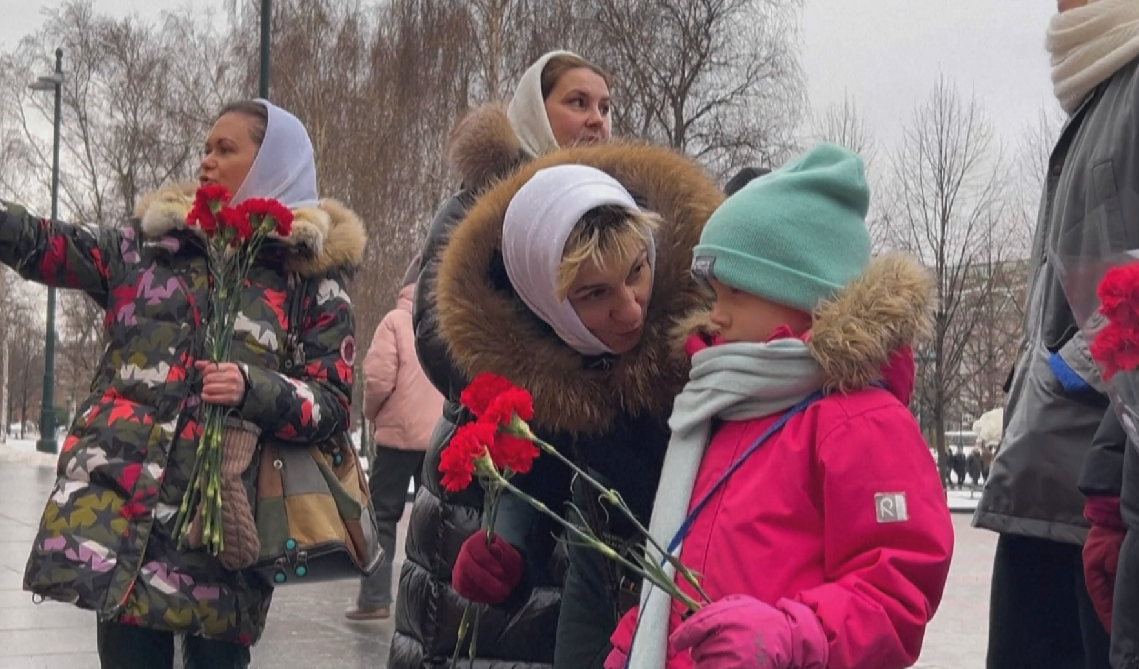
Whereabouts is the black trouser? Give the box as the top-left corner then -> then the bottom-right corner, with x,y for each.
358,445 -> 423,609
97,620 -> 250,669
987,533 -> 1111,669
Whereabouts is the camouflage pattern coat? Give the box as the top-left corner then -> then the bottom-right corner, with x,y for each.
0,184 -> 365,645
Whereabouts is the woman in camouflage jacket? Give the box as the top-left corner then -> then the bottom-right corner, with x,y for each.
0,99 -> 364,668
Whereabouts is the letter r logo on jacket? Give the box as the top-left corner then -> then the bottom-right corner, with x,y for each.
874,492 -> 908,523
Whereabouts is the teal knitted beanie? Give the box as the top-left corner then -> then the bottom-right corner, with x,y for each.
692,143 -> 871,313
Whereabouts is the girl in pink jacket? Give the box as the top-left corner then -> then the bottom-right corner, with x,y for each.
346,257 -> 444,620
608,144 -> 954,669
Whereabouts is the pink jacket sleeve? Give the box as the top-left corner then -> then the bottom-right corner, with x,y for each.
794,406 -> 954,669
362,312 -> 400,422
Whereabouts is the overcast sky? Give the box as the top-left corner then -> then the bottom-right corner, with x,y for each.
6,0 -> 1060,156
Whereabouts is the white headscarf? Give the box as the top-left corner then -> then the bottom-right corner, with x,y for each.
502,164 -> 656,356
231,99 -> 319,209
507,50 -> 577,158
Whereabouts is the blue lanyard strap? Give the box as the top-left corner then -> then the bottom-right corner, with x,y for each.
664,390 -> 823,559
624,390 -> 824,669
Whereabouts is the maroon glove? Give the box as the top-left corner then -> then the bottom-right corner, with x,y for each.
1083,495 -> 1125,633
452,532 -> 524,605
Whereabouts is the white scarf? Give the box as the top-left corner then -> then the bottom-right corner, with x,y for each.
231,99 -> 319,209
502,165 -> 656,356
1046,0 -> 1139,114
628,338 -> 825,669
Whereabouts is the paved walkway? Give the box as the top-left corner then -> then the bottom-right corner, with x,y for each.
0,441 -> 992,668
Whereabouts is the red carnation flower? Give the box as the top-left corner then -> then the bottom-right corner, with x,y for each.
439,422 -> 496,493
216,207 -> 252,245
275,207 -> 294,237
1098,262 -> 1139,328
460,373 -> 517,418
187,184 -> 230,233
482,388 -> 535,426
237,198 -> 294,237
187,202 -> 214,235
1091,321 -> 1139,381
195,184 -> 231,205
488,433 -> 539,475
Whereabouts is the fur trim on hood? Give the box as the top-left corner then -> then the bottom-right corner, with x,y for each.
134,183 -> 366,277
446,104 -> 528,192
809,254 -> 933,392
435,142 -> 723,435
677,254 -> 934,393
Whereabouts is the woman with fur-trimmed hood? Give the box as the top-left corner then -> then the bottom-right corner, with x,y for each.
394,84 -> 723,669
429,147 -> 720,668
1,99 -> 363,668
394,49 -> 628,668
607,144 -> 954,669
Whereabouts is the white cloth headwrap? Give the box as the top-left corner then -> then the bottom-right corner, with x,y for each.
231,98 -> 319,209
507,51 -> 576,158
502,164 -> 655,356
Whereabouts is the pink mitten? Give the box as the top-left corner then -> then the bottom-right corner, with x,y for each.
669,595 -> 829,669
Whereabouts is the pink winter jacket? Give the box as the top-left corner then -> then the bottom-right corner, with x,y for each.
364,284 -> 444,450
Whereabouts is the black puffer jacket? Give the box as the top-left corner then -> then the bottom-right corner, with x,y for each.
389,109 -> 723,667
390,104 -> 554,669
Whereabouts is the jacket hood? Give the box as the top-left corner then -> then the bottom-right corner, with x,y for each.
809,254 -> 932,393
678,254 -> 933,398
447,104 -> 529,192
134,182 -> 366,277
434,142 -> 724,435
397,284 -> 414,312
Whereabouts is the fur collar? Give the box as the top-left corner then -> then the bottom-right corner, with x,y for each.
447,104 -> 529,191
435,142 -> 723,436
676,254 -> 934,393
134,183 -> 366,277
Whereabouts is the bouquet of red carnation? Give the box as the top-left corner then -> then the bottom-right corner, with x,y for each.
172,185 -> 294,567
1052,225 -> 1139,445
441,373 -> 708,665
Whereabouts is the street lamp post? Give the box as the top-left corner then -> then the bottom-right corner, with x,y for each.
259,0 -> 271,98
29,48 -> 63,454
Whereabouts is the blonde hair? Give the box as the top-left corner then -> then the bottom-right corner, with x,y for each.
557,205 -> 660,300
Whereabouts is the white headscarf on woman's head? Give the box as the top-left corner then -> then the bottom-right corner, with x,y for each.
230,99 -> 320,210
502,164 -> 657,357
507,50 -> 579,158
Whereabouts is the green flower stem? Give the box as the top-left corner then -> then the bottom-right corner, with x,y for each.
508,420 -> 710,605
450,605 -> 472,669
489,473 -> 701,613
175,223 -> 279,556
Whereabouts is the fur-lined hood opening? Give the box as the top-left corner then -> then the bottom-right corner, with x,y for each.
446,104 -> 529,192
134,183 -> 366,277
809,254 -> 933,392
435,142 -> 724,435
676,254 -> 934,394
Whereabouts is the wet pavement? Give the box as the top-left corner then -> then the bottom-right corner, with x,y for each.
0,449 -> 992,668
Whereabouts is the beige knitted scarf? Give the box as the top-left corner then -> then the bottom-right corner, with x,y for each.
1046,0 -> 1139,114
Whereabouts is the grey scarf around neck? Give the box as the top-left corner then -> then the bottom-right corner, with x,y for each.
627,337 -> 824,669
